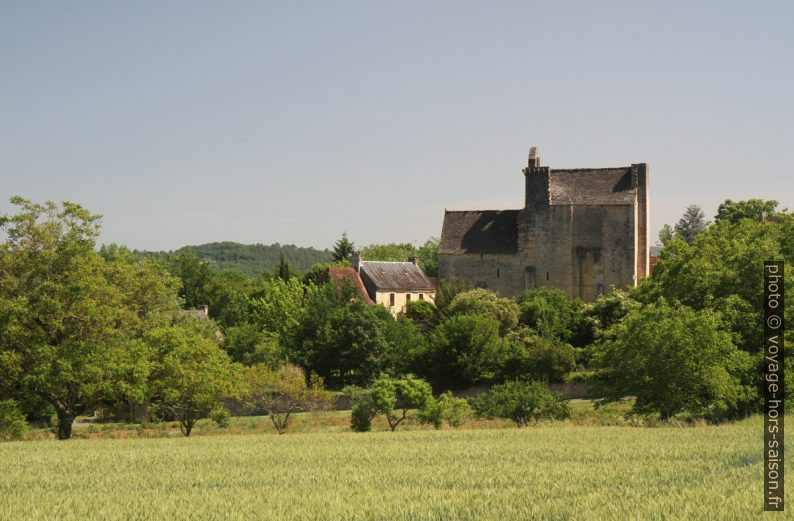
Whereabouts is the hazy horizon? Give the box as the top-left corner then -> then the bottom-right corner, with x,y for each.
3,1 -> 793,252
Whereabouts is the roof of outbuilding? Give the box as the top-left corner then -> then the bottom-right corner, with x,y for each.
328,266 -> 374,304
359,261 -> 436,291
548,167 -> 636,206
439,209 -> 520,255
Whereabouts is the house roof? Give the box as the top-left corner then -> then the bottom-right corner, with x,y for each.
439,209 -> 520,255
359,261 -> 436,291
548,167 -> 636,206
328,266 -> 374,304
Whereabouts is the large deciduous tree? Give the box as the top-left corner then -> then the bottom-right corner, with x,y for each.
591,301 -> 756,420
0,197 -> 169,439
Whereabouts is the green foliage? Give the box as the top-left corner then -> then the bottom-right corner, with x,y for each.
223,323 -> 283,366
405,299 -> 436,321
715,198 -> 779,224
301,263 -> 331,286
275,253 -> 293,281
591,301 -> 756,420
642,217 -> 791,358
473,380 -> 570,427
437,391 -> 472,428
370,374 -> 435,431
332,232 -> 355,262
499,328 -> 576,383
204,269 -> 256,328
293,290 -> 420,387
657,224 -> 674,246
343,385 -> 376,432
447,289 -> 519,335
249,277 -> 307,340
210,405 -> 231,428
416,237 -> 440,278
674,204 -> 708,244
142,242 -> 333,278
0,399 -> 27,441
361,242 -> 415,262
245,363 -> 335,435
165,250 -> 213,309
425,314 -> 502,389
150,323 -> 244,436
0,197 -> 178,439
517,288 -> 587,345
433,276 -> 473,321
583,289 -> 640,341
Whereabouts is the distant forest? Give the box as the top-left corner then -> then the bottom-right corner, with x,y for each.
136,242 -> 333,276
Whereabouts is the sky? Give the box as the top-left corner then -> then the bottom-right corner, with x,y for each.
2,1 -> 793,251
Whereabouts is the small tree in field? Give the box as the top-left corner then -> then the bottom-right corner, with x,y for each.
419,391 -> 473,429
246,363 -> 334,434
150,324 -> 244,437
473,381 -> 570,427
371,374 -> 435,431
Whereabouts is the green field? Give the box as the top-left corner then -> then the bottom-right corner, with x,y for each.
1,413 -> 790,520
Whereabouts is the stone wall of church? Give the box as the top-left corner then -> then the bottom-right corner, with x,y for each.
438,252 -> 525,298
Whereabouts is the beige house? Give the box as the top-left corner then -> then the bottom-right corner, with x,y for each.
352,253 -> 436,315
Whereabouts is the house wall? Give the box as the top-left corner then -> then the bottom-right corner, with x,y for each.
375,290 -> 435,315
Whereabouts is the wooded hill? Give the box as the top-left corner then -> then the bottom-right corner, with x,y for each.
137,242 -> 333,276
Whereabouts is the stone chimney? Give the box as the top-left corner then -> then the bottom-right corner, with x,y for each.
528,146 -> 541,168
351,251 -> 362,272
409,255 -> 418,266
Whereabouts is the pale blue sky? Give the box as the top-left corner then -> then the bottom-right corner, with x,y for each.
2,1 -> 792,251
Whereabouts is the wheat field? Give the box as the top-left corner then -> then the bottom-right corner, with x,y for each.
0,415 -> 789,520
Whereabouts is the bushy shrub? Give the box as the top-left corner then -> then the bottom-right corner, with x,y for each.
344,386 -> 376,432
473,381 -> 570,427
0,400 -> 27,441
210,406 -> 231,428
437,391 -> 472,428
447,289 -> 519,335
499,328 -> 576,383
405,299 -> 435,321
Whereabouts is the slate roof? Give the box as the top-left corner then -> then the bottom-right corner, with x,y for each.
359,261 -> 436,291
439,209 -> 520,255
548,167 -> 636,206
328,266 -> 374,304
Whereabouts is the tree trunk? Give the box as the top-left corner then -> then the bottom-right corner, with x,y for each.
56,409 -> 75,440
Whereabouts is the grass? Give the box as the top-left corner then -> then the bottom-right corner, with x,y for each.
1,410 -> 790,520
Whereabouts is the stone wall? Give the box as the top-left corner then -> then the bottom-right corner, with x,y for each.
438,252 -> 525,297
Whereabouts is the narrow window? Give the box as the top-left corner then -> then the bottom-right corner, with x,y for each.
389,293 -> 395,307
419,293 -> 424,300
546,271 -> 550,281
497,268 -> 500,279
406,294 -> 411,303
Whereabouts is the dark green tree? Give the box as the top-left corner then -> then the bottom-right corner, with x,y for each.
591,301 -> 756,420
416,237 -> 440,277
332,232 -> 355,262
424,314 -> 503,389
674,204 -> 708,244
275,252 -> 292,281
472,380 -> 570,427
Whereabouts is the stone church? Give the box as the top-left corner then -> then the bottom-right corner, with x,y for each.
439,148 -> 649,301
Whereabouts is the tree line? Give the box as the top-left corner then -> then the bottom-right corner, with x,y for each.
0,197 -> 791,440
